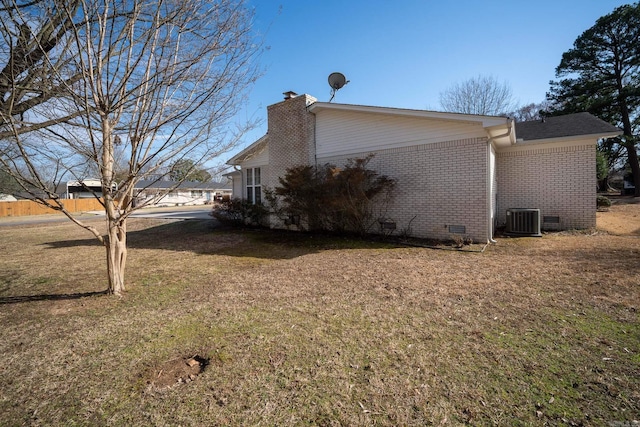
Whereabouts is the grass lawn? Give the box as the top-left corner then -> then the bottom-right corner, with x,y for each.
0,203 -> 638,426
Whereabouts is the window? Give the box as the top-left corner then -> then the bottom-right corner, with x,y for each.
191,190 -> 203,197
246,167 -> 261,204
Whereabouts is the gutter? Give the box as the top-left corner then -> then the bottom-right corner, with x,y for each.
485,119 -> 514,244
307,102 -> 318,165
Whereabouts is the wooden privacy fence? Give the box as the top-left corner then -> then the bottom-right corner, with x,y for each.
0,198 -> 104,217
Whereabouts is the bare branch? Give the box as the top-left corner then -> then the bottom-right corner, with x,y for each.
1,0 -> 262,295
439,74 -> 515,116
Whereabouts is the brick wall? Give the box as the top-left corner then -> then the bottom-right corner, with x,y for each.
496,142 -> 596,230
320,137 -> 490,242
266,94 -> 317,189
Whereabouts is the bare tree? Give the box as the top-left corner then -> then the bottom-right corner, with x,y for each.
508,101 -> 551,122
0,0 -> 261,295
439,75 -> 514,116
0,0 -> 85,134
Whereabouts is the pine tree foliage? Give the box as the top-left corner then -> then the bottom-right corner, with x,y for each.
547,2 -> 640,195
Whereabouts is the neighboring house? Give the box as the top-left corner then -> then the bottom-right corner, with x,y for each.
227,92 -> 620,243
622,173 -> 636,195
0,194 -> 18,201
133,180 -> 231,206
66,179 -> 108,198
66,179 -> 231,206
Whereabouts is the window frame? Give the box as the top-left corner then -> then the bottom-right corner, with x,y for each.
246,167 -> 261,204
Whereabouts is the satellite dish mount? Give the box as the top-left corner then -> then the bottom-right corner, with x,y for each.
328,72 -> 348,102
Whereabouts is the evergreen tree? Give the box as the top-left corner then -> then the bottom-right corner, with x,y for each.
547,3 -> 640,195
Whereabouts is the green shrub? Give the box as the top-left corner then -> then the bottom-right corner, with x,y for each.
596,195 -> 611,208
211,198 -> 268,226
266,155 -> 396,235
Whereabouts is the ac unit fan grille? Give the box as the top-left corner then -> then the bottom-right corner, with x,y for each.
505,208 -> 542,237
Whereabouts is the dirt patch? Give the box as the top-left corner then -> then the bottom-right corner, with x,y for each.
597,197 -> 640,235
147,355 -> 209,391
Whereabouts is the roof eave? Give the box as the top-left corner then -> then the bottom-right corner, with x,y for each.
485,120 -> 516,148
518,131 -> 622,145
227,134 -> 268,165
309,102 -> 508,127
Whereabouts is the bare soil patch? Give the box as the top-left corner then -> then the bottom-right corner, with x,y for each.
148,355 -> 209,391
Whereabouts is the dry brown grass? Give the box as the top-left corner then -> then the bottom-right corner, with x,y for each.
597,196 -> 640,236
0,205 -> 638,426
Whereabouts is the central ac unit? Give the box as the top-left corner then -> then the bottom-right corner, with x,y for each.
505,208 -> 542,237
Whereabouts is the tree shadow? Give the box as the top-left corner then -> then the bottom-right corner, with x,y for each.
40,219 -> 403,260
0,290 -> 108,305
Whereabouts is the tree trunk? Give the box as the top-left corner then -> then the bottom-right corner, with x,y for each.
615,71 -> 640,197
106,217 -> 127,296
598,176 -> 609,192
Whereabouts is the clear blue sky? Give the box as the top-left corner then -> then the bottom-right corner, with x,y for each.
230,0 -> 630,154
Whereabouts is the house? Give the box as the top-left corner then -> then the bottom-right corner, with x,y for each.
66,179 -> 231,206
0,194 -> 18,202
66,179 -> 113,199
227,92 -> 620,243
132,180 -> 231,206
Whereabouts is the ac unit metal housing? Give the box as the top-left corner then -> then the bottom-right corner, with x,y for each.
505,208 -> 542,237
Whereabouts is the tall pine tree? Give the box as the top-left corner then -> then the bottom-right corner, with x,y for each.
547,3 -> 640,195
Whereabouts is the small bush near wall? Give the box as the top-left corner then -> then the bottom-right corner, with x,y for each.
265,155 -> 396,235
211,198 -> 268,226
597,195 -> 612,210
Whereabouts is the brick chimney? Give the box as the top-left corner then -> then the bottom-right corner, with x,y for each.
266,93 -> 317,189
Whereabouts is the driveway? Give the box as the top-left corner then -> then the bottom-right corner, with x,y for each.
129,205 -> 213,220
0,205 -> 214,227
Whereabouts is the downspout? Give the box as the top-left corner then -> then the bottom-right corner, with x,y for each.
485,119 -> 514,244
306,103 -> 318,166
312,110 -> 318,165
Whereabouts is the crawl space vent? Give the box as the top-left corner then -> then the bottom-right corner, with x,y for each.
448,225 -> 466,234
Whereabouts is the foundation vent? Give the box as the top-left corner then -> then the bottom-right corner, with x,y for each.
448,225 -> 466,234
505,208 -> 542,237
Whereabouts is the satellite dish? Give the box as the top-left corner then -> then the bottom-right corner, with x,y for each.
328,72 -> 347,90
327,72 -> 349,102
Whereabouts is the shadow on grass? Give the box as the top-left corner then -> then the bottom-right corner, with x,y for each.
0,290 -> 108,305
40,219 -> 402,260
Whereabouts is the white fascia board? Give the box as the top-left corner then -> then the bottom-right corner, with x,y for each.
515,131 -> 622,146
67,179 -> 102,186
498,133 -> 620,154
308,102 -> 509,128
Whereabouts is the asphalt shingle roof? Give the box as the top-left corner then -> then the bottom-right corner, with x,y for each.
514,112 -> 621,141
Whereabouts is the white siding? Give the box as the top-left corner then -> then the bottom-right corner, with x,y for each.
231,174 -> 243,199
241,145 -> 269,168
315,109 -> 487,157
